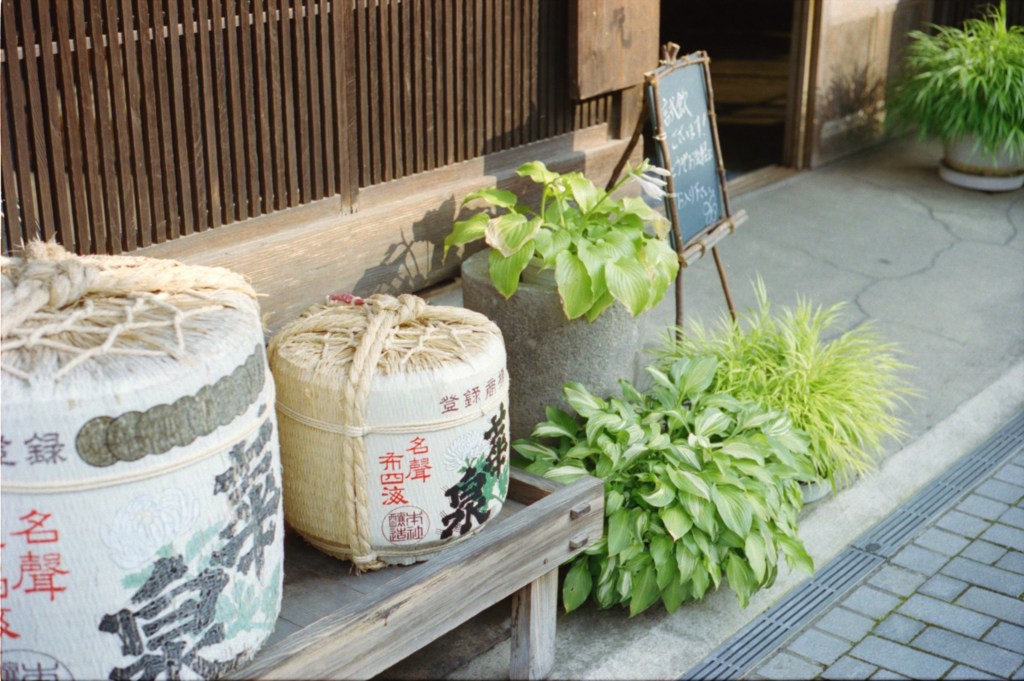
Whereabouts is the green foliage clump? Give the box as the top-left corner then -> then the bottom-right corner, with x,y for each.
658,279 -> 914,489
515,357 -> 815,615
887,1 -> 1024,160
443,160 -> 679,321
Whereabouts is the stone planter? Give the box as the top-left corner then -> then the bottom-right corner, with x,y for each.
461,250 -> 650,440
939,137 -> 1024,192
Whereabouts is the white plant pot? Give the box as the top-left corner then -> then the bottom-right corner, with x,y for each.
939,137 -> 1024,192
799,479 -> 832,504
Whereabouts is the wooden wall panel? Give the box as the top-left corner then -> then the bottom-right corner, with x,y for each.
2,1 -> 611,256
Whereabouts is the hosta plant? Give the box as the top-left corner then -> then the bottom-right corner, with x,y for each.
443,160 -> 679,321
514,356 -> 815,615
658,279 -> 914,490
887,0 -> 1024,161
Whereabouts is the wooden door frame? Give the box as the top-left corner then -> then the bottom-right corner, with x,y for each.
783,0 -> 824,170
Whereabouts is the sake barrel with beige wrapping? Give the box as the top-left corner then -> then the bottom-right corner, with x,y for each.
268,293 -> 509,570
0,243 -> 284,680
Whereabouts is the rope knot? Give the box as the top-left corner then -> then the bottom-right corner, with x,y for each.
2,243 -> 100,338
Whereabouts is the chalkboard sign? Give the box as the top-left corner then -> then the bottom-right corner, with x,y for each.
645,50 -> 738,254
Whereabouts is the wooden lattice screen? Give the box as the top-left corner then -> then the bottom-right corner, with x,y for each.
1,0 -> 612,256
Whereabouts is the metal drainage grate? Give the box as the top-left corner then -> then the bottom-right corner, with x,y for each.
682,410 -> 1024,681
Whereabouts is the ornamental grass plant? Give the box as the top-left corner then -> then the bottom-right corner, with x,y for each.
887,0 -> 1024,161
657,279 -> 916,489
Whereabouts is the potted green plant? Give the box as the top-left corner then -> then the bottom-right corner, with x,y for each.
887,1 -> 1024,191
514,357 -> 815,615
657,279 -> 915,496
446,160 -> 680,438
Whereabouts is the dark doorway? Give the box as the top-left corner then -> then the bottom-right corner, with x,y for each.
661,1 -> 796,177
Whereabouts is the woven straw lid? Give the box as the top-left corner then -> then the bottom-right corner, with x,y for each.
268,293 -> 503,570
1,241 -> 257,384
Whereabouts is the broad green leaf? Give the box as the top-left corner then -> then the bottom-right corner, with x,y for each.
516,160 -> 558,184
629,563 -> 661,616
705,553 -> 722,589
555,250 -> 595,319
600,229 -> 638,259
606,489 -> 625,515
660,504 -> 693,541
597,555 -> 618,585
711,485 -> 753,536
585,412 -> 623,443
532,228 -> 555,264
562,560 -> 593,612
444,212 -> 489,254
645,366 -> 676,391
778,535 -> 815,576
661,577 -> 688,613
562,382 -> 608,418
484,213 -> 540,256
675,543 -> 698,581
679,356 -> 718,400
462,187 -> 518,208
544,464 -> 588,485
544,407 -> 581,436
606,257 -> 652,316
619,195 -> 662,222
689,564 -> 710,599
488,243 -> 534,298
649,534 -> 674,587
617,567 -> 633,599
512,440 -> 558,462
607,508 -> 631,556
584,291 -> 616,322
694,408 -> 731,439
666,444 -> 701,469
595,578 -> 618,609
640,478 -> 675,508
744,533 -> 767,582
564,442 -> 600,461
682,493 -> 717,535
576,240 -> 612,302
725,553 -> 756,608
720,441 -> 765,465
667,469 -> 711,500
564,173 -> 602,213
531,421 -> 577,439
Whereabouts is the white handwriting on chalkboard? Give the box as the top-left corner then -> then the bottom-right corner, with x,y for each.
677,181 -> 712,209
669,115 -> 707,147
672,141 -> 715,174
676,181 -> 720,225
661,90 -> 694,127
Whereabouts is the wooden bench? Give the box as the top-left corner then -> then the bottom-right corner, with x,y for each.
231,469 -> 604,680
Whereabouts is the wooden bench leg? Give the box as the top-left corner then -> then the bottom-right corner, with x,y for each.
509,569 -> 558,680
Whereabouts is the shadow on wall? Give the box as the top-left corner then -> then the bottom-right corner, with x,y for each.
352,197 -> 460,296
813,0 -> 930,166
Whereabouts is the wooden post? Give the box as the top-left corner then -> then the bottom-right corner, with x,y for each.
509,570 -> 558,680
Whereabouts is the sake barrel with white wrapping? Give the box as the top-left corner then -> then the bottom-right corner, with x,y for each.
0,243 -> 284,680
268,293 -> 509,570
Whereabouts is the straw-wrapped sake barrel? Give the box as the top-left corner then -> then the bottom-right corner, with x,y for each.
268,293 -> 509,570
0,243 -> 283,679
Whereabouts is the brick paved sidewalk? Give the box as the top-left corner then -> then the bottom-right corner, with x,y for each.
748,450 -> 1024,680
